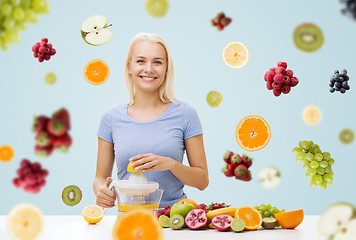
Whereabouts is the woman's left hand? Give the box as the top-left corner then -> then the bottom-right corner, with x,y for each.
129,153 -> 175,172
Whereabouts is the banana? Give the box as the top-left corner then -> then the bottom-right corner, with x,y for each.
206,207 -> 238,220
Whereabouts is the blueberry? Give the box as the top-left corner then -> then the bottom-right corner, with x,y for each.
340,88 -> 346,93
342,81 -> 349,87
335,82 -> 342,88
334,70 -> 339,74
335,87 -> 341,91
334,76 -> 340,81
331,79 -> 336,84
341,69 -> 348,74
345,85 -> 350,90
330,87 -> 335,93
345,75 -> 350,80
329,82 -> 334,87
339,77 -> 345,82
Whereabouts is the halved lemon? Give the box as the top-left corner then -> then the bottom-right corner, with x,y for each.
127,161 -> 142,173
82,205 -> 104,224
223,41 -> 249,69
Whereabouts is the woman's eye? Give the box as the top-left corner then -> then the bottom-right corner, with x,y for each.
137,60 -> 144,63
154,61 -> 162,64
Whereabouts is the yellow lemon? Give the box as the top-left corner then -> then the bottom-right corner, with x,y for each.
82,205 -> 104,224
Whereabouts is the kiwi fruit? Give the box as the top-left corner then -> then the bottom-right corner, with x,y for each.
262,217 -> 278,229
62,185 -> 82,206
293,23 -> 324,52
169,214 -> 184,230
339,128 -> 354,144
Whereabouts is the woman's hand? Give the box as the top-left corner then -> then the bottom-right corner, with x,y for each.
129,153 -> 175,172
95,177 -> 116,208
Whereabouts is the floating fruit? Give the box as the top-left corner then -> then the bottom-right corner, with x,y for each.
185,209 -> 208,230
235,206 -> 262,230
258,166 -> 281,189
177,199 -> 198,209
293,23 -> 324,52
82,205 -> 104,224
62,185 -> 82,206
211,214 -> 234,231
112,209 -> 163,240
0,144 -> 14,162
235,115 -> 271,152
83,59 -> 110,85
44,72 -> 57,85
6,203 -> 44,240
206,90 -> 223,108
81,15 -> 113,46
223,41 -> 249,69
274,209 -> 304,229
32,38 -> 56,63
145,0 -> 169,18
339,128 -> 354,144
334,219 -> 356,240
302,105 -> 322,126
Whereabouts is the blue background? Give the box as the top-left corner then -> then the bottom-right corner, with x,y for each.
1,0 -> 355,215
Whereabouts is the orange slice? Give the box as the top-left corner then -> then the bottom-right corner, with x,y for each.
274,209 -> 304,229
82,205 -> 104,224
83,59 -> 110,85
112,209 -> 163,240
235,206 -> 262,230
0,145 -> 14,162
235,115 -> 271,152
223,41 -> 249,69
177,199 -> 198,209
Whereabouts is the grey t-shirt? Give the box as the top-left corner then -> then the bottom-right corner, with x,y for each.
97,100 -> 203,207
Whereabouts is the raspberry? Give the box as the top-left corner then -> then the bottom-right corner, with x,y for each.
32,38 -> 56,63
272,81 -> 282,90
275,67 -> 286,75
291,77 -> 299,87
267,71 -> 275,83
273,88 -> 282,97
281,85 -> 291,94
277,62 -> 287,69
283,75 -> 291,85
264,72 -> 268,81
285,69 -> 294,78
266,82 -> 273,90
273,74 -> 284,83
269,67 -> 277,74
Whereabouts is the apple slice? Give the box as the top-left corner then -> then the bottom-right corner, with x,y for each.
81,15 -> 112,46
333,219 -> 356,240
258,166 -> 281,189
318,202 -> 356,239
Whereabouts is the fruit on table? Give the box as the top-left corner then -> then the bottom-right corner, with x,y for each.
258,166 -> 281,189
262,217 -> 278,229
235,115 -> 271,152
318,202 -> 356,239
329,69 -> 350,94
145,0 -> 169,18
254,203 -> 285,219
6,203 -> 44,240
339,128 -> 354,144
274,209 -> 304,229
206,90 -> 223,108
177,198 -> 198,209
112,209 -> 163,240
83,59 -> 110,85
170,203 -> 194,218
158,215 -> 170,228
82,205 -> 104,224
205,202 -> 231,212
185,209 -> 208,230
223,41 -> 249,69
156,205 -> 171,218
293,23 -> 324,52
62,185 -> 82,206
235,206 -> 263,230
303,105 -> 322,126
264,62 -> 299,97
207,207 -> 238,220
0,144 -> 14,162
169,214 -> 184,230
211,12 -> 232,31
81,15 -> 112,46
211,214 -> 234,231
231,218 -> 246,232
32,38 -> 56,62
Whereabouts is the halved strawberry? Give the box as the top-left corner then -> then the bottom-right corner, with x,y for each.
34,144 -> 54,157
32,115 -> 50,134
52,133 -> 72,152
47,118 -> 69,137
52,108 -> 71,130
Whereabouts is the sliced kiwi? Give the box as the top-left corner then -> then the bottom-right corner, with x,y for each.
339,128 -> 354,144
62,185 -> 82,206
158,215 -> 170,228
262,217 -> 278,229
293,23 -> 324,52
231,218 -> 245,232
169,214 -> 184,230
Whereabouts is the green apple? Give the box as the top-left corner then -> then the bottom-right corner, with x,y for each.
333,219 -> 356,240
81,15 -> 112,46
170,203 -> 194,218
258,166 -> 281,189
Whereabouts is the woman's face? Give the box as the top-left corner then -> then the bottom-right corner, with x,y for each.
128,40 -> 168,95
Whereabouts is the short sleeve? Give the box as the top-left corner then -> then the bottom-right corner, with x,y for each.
183,103 -> 203,140
97,110 -> 113,143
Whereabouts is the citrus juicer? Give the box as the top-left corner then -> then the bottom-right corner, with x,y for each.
108,161 -> 163,211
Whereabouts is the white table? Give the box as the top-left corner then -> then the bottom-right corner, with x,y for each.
0,215 -> 325,240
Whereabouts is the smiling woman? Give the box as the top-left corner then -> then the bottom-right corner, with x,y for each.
93,33 -> 209,208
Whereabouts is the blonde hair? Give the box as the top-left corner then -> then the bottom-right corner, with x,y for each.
124,33 -> 176,105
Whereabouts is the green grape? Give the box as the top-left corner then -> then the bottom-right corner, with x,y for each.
4,29 -> 15,43
318,180 -> 328,190
310,181 -> 317,188
32,0 -> 45,10
313,148 -> 322,154
25,9 -> 37,23
20,0 -> 30,8
313,174 -> 323,184
323,173 -> 333,183
3,17 -> 15,29
315,153 -> 323,161
13,7 -> 25,21
16,21 -> 28,30
303,162 -> 310,170
265,204 -> 272,211
305,152 -> 315,161
319,160 -> 328,168
300,141 -> 311,151
296,152 -> 306,160
12,30 -> 21,43
307,168 -> 317,176
310,161 -> 319,169
255,203 -> 284,218
259,203 -> 265,208
325,166 -> 332,173
1,3 -> 13,16
306,173 -> 313,180
323,152 -> 331,160
296,158 -> 304,163
316,167 -> 325,175
292,147 -> 302,155
11,0 -> 20,5
328,158 -> 335,165
263,211 -> 271,217
298,141 -> 306,149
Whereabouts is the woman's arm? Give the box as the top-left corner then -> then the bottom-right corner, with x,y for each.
93,137 -> 116,208
130,134 -> 209,191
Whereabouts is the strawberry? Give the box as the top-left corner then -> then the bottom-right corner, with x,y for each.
34,144 -> 54,157
223,150 -> 234,164
240,154 -> 253,168
32,115 -> 50,134
230,154 -> 242,168
221,17 -> 232,26
234,164 -> 247,178
52,108 -> 70,130
35,130 -> 52,147
216,22 -> 224,31
211,19 -> 217,26
221,164 -> 234,177
197,203 -> 208,211
240,170 -> 252,182
216,12 -> 225,19
52,133 -> 72,152
47,118 -> 69,137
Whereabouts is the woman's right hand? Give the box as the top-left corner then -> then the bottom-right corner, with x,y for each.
96,177 -> 116,208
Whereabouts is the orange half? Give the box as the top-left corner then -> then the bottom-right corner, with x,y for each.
0,145 -> 14,162
235,115 -> 271,152
235,206 -> 262,230
112,209 -> 163,240
83,59 -> 110,85
274,209 -> 304,229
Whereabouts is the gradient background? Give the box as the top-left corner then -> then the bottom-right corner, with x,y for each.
1,0 -> 355,215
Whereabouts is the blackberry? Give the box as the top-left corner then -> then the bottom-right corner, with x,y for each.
340,0 -> 356,21
329,69 -> 351,93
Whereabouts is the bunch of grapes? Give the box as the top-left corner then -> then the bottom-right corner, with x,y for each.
0,0 -> 50,50
293,141 -> 334,190
254,203 -> 285,218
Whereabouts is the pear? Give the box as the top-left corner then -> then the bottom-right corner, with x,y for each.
258,166 -> 281,189
81,15 -> 112,46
